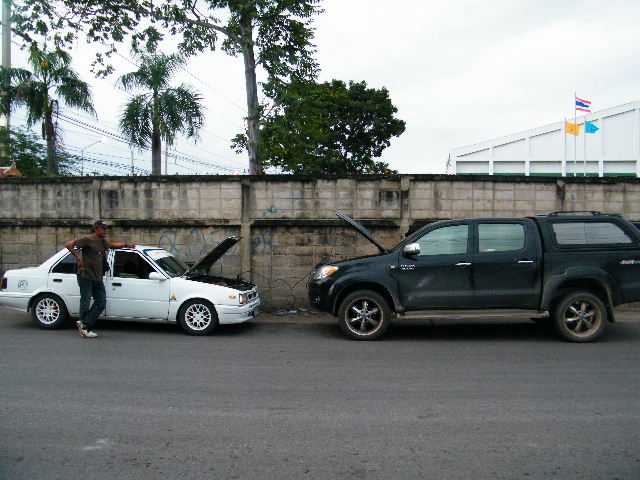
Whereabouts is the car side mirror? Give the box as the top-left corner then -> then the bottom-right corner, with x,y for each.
148,272 -> 167,281
403,243 -> 421,256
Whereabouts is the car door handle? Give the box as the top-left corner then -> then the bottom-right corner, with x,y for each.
112,282 -> 122,287
53,278 -> 63,283
517,260 -> 534,264
455,262 -> 472,266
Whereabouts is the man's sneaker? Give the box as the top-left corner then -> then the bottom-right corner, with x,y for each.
77,321 -> 98,338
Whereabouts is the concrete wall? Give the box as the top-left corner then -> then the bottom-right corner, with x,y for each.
2,174 -> 640,311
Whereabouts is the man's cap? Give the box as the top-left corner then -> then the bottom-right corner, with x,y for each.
93,220 -> 109,229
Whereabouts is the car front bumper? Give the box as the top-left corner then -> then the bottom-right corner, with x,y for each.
217,298 -> 261,324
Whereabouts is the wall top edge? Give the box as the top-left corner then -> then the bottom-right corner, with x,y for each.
2,174 -> 640,185
0,219 -> 237,228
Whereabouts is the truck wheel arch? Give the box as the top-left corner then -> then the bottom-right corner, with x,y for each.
333,282 -> 398,317
544,279 -> 615,323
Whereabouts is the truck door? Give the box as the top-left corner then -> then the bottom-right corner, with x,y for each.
396,222 -> 476,309
471,220 -> 541,308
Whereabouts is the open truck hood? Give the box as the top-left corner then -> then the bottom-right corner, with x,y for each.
182,236 -> 241,277
335,210 -> 387,254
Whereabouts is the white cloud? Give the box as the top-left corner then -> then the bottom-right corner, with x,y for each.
5,0 -> 640,174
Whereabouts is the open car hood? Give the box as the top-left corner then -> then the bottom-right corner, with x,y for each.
182,236 -> 241,277
335,210 -> 387,254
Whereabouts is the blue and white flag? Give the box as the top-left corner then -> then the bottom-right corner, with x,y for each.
585,121 -> 599,133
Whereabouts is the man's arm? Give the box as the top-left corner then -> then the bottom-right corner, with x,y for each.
110,242 -> 136,249
65,240 -> 84,269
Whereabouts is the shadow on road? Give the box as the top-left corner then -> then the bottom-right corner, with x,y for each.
310,320 -> 640,343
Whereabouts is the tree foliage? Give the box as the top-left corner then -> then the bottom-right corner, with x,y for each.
118,52 -> 205,175
0,126 -> 78,176
0,44 -> 95,174
234,80 -> 405,175
11,0 -> 322,174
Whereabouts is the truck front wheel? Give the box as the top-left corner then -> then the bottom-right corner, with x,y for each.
338,290 -> 391,340
552,291 -> 607,342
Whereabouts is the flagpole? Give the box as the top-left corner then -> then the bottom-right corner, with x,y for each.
583,113 -> 587,176
574,91 -> 577,177
563,117 -> 567,176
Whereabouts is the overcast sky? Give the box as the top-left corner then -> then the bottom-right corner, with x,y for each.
7,0 -> 640,175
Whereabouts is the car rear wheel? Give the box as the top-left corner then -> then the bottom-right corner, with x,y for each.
552,291 -> 606,342
338,290 -> 391,340
178,299 -> 218,335
31,294 -> 69,329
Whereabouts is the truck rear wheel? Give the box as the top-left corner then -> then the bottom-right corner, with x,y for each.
552,291 -> 606,342
338,290 -> 391,340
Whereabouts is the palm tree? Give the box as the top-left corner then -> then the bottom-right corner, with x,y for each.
118,53 -> 205,175
0,44 -> 95,175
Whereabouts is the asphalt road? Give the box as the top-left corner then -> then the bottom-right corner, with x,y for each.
1,305 -> 640,480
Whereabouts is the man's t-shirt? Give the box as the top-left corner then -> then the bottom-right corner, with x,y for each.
74,235 -> 112,281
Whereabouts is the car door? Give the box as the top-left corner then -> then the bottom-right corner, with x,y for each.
105,250 -> 170,320
471,220 -> 541,308
396,222 -> 476,309
48,251 -> 82,315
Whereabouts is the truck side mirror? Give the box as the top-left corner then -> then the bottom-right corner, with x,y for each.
403,243 -> 420,256
148,272 -> 167,281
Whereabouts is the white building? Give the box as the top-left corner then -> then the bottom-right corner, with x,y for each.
452,101 -> 640,177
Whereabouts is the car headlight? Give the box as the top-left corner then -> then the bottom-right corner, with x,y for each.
239,293 -> 248,305
313,265 -> 339,280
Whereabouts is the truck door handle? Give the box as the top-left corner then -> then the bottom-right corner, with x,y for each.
517,260 -> 534,264
53,278 -> 62,283
455,262 -> 472,266
112,282 -> 122,287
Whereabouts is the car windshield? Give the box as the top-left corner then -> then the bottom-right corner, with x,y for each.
144,249 -> 189,277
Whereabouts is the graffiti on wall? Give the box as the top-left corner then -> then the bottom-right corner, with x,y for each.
157,228 -> 277,257
251,233 -> 276,255
157,228 -> 240,258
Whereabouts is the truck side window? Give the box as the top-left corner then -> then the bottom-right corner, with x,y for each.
416,224 -> 468,256
552,222 -> 633,245
478,223 -> 525,252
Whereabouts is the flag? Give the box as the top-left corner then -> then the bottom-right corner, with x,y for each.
576,96 -> 591,112
585,121 -> 600,133
566,121 -> 580,136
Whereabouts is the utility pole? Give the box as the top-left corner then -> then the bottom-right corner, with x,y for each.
0,0 -> 11,165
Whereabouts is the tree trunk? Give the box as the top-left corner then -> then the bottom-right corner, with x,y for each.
151,124 -> 162,175
151,94 -> 161,175
240,14 -> 262,175
44,110 -> 58,175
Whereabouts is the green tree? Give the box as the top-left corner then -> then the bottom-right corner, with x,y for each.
0,126 -> 78,176
117,52 -> 205,175
0,44 -> 95,175
234,80 -> 405,175
11,0 -> 321,174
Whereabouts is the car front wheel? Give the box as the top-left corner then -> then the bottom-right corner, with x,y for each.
552,291 -> 607,342
31,294 -> 69,329
338,290 -> 391,340
178,299 -> 218,335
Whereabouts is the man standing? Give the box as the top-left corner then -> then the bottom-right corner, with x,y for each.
65,220 -> 136,338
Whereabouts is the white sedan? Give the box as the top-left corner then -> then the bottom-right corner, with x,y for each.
0,236 -> 260,335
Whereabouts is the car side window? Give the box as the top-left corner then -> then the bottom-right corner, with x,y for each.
478,223 -> 525,252
51,252 -> 77,274
416,224 -> 468,256
113,251 -> 156,279
552,221 -> 633,245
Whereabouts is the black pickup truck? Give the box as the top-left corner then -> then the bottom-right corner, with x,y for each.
308,211 -> 640,342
